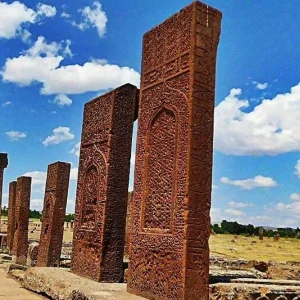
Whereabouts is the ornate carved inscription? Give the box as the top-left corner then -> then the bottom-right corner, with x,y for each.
71,84 -> 138,282
128,2 -> 222,300
37,162 -> 71,267
142,107 -> 177,232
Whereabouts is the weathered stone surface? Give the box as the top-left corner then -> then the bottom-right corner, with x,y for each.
23,267 -> 146,300
71,84 -> 138,282
210,256 -> 255,270
209,267 -> 257,284
124,192 -> 133,258
6,263 -> 28,273
27,242 -> 39,267
231,278 -> 300,287
11,176 -> 31,265
7,181 -> 17,252
210,282 -> 300,300
254,261 -> 268,273
37,161 -> 71,267
127,2 -> 221,300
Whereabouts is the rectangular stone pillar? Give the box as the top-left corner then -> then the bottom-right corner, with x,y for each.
7,181 -> 17,252
127,2 -> 221,299
71,84 -> 139,282
0,153 -> 8,226
37,162 -> 71,267
12,176 -> 31,265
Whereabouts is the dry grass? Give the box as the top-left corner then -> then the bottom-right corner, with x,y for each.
209,234 -> 300,262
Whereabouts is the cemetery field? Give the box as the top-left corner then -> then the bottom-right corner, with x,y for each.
209,234 -> 300,262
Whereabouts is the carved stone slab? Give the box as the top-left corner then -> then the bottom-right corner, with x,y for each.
11,176 -> 31,265
71,84 -> 139,282
127,2 -> 221,299
7,181 -> 17,252
0,153 -> 8,221
37,161 -> 71,267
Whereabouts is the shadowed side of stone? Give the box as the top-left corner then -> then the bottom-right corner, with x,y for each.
23,267 -> 146,300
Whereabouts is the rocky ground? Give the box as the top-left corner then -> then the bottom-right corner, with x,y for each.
0,264 -> 45,300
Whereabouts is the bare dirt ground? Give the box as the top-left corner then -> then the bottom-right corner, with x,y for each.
0,265 -> 46,300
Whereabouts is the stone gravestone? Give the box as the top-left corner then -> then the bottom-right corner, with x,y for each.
37,162 -> 71,267
11,176 -> 32,265
7,181 -> 17,253
259,227 -> 264,241
0,153 -> 8,227
127,2 -> 221,299
71,84 -> 139,282
27,242 -> 39,266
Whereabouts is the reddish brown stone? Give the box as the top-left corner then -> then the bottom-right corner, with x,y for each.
11,176 -> 32,265
127,2 -> 221,299
7,181 -> 17,252
37,162 -> 71,267
0,153 -> 8,226
124,192 -> 133,258
71,84 -> 139,282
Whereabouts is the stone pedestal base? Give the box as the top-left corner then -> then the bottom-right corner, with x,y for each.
23,267 -> 145,300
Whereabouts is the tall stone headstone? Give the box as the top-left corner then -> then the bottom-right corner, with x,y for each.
7,181 -> 17,252
127,2 -> 221,299
259,227 -> 264,241
71,84 -> 139,282
37,162 -> 71,267
12,176 -> 31,265
0,153 -> 8,226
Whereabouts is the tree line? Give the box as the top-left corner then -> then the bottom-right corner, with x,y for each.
1,207 -> 74,222
212,220 -> 300,238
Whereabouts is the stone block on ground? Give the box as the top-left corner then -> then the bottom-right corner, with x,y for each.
210,282 -> 300,299
23,267 -> 146,300
209,267 -> 258,284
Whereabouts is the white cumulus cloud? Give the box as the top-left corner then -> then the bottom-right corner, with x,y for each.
253,81 -> 268,90
36,3 -> 56,18
53,94 -> 72,107
290,193 -> 300,202
70,167 -> 78,180
71,1 -> 107,37
294,159 -> 300,178
23,171 -> 46,185
220,175 -> 277,190
225,208 -> 246,217
70,142 -> 80,157
1,36 -> 140,95
214,83 -> 300,155
2,101 -> 12,107
42,126 -> 74,146
5,130 -> 27,141
227,201 -> 250,208
0,1 -> 56,40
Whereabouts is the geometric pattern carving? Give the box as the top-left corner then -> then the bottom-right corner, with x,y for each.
142,107 -> 177,232
71,84 -> 139,282
7,181 -> 17,252
37,161 -> 71,267
11,176 -> 31,265
127,2 -> 222,299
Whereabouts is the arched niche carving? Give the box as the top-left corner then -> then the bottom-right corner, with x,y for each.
142,105 -> 178,233
80,152 -> 107,230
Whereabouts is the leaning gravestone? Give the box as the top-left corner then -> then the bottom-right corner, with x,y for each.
11,176 -> 31,265
37,161 -> 71,267
7,181 -> 17,252
127,1 -> 221,299
71,84 -> 138,282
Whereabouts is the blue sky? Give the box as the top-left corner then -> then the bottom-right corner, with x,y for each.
0,0 -> 300,228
